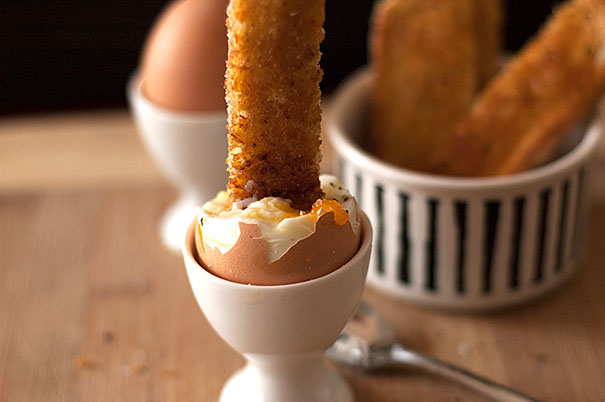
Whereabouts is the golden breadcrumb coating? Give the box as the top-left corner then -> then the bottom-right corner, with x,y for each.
370,0 -> 502,172
225,0 -> 325,210
474,0 -> 505,84
432,0 -> 605,176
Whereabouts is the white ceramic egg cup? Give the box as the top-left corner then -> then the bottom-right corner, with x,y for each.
182,213 -> 372,402
128,75 -> 229,251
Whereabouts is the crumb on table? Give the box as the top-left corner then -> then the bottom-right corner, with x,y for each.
75,355 -> 94,369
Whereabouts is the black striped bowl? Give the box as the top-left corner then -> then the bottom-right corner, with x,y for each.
326,69 -> 602,310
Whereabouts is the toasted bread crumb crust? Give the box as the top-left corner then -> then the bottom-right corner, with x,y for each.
432,0 -> 605,176
225,0 -> 325,210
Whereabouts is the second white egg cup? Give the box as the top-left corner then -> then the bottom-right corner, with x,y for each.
182,213 -> 372,402
128,75 -> 229,251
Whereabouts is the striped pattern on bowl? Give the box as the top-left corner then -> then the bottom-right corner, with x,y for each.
327,69 -> 601,310
337,159 -> 590,309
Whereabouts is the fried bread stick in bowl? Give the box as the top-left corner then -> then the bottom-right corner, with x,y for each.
474,0 -> 505,85
369,0 -> 503,172
431,0 -> 605,176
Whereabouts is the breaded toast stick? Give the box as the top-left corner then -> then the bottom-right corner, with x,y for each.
225,0 -> 325,210
432,0 -> 605,176
474,0 -> 504,85
370,0 -> 501,171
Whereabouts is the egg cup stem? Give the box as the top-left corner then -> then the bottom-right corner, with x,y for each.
220,352 -> 353,402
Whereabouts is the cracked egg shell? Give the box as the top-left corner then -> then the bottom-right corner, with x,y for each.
195,211 -> 361,285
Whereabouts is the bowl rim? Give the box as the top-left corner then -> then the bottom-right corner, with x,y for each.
182,211 -> 373,291
326,68 -> 602,191
127,72 -> 227,123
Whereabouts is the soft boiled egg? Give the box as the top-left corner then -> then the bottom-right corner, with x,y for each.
195,210 -> 361,286
193,176 -> 362,286
139,0 -> 228,111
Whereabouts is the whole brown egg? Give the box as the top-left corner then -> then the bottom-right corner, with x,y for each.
140,0 -> 228,111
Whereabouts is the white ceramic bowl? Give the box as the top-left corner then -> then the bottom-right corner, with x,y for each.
127,74 -> 228,251
326,68 -> 601,311
182,213 -> 372,402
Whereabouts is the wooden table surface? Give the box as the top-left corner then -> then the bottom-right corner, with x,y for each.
1,111 -> 604,402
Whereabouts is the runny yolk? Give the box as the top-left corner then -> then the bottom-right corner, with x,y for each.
308,199 -> 350,226
197,220 -> 204,241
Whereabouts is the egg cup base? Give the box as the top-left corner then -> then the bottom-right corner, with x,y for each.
219,352 -> 353,402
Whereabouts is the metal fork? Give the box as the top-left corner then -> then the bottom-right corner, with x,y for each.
326,302 -> 540,402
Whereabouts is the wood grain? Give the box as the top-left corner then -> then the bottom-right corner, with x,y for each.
0,111 -> 604,401
0,111 -> 162,192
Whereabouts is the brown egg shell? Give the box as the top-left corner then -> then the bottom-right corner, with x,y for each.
140,0 -> 228,111
195,212 -> 361,285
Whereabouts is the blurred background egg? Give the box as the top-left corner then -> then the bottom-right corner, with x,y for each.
139,0 -> 228,112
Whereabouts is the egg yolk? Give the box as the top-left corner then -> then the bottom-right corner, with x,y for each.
237,197 -> 350,226
308,199 -> 350,226
198,220 -> 204,241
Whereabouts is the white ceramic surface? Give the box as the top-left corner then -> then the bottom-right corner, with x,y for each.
127,74 -> 229,251
327,68 -> 602,311
182,213 -> 372,402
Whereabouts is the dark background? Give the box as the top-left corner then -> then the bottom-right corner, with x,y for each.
0,0 -> 560,116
